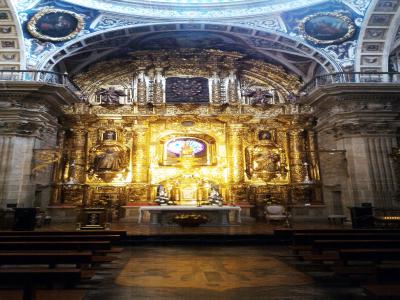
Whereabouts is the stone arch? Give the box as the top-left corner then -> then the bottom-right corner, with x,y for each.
355,0 -> 400,72
37,22 -> 341,80
0,0 -> 25,69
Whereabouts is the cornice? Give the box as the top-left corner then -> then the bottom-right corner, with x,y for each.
302,84 -> 400,107
0,82 -> 83,115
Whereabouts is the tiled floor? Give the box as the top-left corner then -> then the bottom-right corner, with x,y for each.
82,246 -> 365,300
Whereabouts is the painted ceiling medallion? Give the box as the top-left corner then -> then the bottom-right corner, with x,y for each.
298,12 -> 355,45
27,8 -> 84,42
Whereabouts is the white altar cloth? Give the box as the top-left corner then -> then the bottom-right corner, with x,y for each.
138,205 -> 241,225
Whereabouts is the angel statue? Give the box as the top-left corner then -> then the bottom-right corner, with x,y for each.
95,87 -> 126,105
243,87 -> 273,105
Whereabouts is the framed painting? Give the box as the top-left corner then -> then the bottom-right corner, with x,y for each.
27,8 -> 84,42
298,12 -> 355,45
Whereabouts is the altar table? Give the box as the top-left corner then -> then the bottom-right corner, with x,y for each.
138,206 -> 241,226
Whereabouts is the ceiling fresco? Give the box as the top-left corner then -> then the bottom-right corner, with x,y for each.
11,0 -> 381,78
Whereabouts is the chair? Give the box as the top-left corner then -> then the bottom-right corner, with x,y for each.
264,205 -> 286,224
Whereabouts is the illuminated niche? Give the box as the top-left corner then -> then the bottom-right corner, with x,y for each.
160,135 -> 216,166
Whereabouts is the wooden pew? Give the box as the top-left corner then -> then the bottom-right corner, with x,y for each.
0,268 -> 82,300
293,233 -> 400,245
0,231 -> 125,300
0,241 -> 111,252
339,248 -> 400,264
0,235 -> 121,243
0,230 -> 127,238
313,240 -> 400,253
274,228 -> 400,239
362,284 -> 400,299
0,252 -> 93,267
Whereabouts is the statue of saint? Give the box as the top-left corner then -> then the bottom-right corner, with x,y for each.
93,148 -> 125,172
245,132 -> 282,182
155,184 -> 174,205
207,185 -> 223,206
89,130 -> 129,180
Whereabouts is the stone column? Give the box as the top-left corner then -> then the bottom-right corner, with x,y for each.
227,123 -> 245,184
288,129 -> 305,183
330,124 -> 399,208
339,130 -> 398,207
366,135 -> 398,207
132,124 -> 149,183
0,136 -> 36,208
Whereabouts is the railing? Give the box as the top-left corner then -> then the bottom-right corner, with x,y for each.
0,70 -> 80,92
300,72 -> 400,94
3,70 -> 400,99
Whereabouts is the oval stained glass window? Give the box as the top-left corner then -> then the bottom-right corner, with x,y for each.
166,139 -> 205,155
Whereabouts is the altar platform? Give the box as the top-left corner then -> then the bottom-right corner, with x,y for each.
138,205 -> 241,226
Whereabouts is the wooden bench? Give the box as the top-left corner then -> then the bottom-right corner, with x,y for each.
293,233 -> 400,245
375,265 -> 400,283
0,251 -> 93,268
332,265 -> 377,276
362,284 -> 400,299
339,248 -> 400,264
0,268 -> 82,300
0,241 -> 112,252
301,253 -> 339,262
313,240 -> 400,253
0,230 -> 127,237
0,235 -> 121,243
274,228 -> 400,237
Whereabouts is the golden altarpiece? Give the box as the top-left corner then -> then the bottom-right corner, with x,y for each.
52,49 -> 322,218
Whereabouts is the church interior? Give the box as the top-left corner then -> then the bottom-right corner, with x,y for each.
0,0 -> 400,299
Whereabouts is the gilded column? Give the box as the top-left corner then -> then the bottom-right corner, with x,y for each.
288,128 -> 305,183
136,68 -> 147,104
70,125 -> 87,184
132,124 -> 149,183
227,123 -> 245,183
211,71 -> 221,104
276,129 -> 289,177
307,130 -> 320,181
153,68 -> 164,104
50,130 -> 65,205
227,70 -> 239,104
